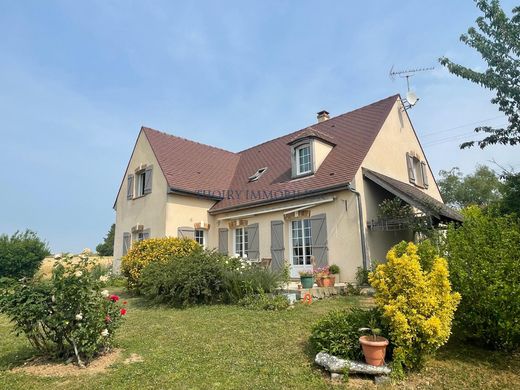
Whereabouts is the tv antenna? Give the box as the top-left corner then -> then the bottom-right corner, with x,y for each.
389,65 -> 434,110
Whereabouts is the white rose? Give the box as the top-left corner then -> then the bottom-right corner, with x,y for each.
75,313 -> 83,321
99,275 -> 109,282
51,295 -> 56,303
75,271 -> 83,277
101,329 -> 109,337
101,290 -> 109,297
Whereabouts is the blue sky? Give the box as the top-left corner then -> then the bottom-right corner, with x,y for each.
1,0 -> 518,253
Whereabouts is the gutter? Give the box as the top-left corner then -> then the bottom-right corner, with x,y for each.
346,182 -> 369,271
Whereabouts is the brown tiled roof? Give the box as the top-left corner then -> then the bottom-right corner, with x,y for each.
140,95 -> 400,212
143,128 -> 240,193
211,94 -> 399,212
363,169 -> 463,222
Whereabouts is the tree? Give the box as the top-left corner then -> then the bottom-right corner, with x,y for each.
500,171 -> 520,215
96,224 -> 115,256
438,165 -> 502,209
439,1 -> 520,149
0,230 -> 50,279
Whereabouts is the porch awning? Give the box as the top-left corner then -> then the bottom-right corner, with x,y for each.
363,169 -> 463,223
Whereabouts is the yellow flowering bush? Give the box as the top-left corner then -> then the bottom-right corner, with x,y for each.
369,242 -> 461,373
121,237 -> 200,289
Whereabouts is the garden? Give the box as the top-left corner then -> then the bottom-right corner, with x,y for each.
1,206 -> 520,389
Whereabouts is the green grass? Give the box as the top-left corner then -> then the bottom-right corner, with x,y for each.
0,290 -> 519,389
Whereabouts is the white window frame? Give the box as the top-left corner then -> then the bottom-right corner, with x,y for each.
136,230 -> 149,242
296,144 -> 312,175
234,227 -> 249,258
195,229 -> 205,248
290,219 -> 313,266
136,171 -> 146,197
411,157 -> 425,187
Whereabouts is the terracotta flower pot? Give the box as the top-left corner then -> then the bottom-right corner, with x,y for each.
359,335 -> 389,366
316,276 -> 335,287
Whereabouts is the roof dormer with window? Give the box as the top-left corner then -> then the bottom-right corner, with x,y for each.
287,128 -> 335,179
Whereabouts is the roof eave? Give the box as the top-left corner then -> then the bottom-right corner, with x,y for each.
209,183 -> 349,215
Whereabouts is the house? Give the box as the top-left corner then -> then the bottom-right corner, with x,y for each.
112,95 -> 462,282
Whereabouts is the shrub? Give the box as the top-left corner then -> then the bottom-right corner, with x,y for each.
139,250 -> 239,307
355,266 -> 369,286
392,239 -> 439,272
369,242 -> 460,372
445,206 -> 520,350
238,292 -> 289,311
0,230 -> 50,279
140,250 -> 284,308
0,256 -> 126,366
222,265 -> 283,303
121,237 -> 200,289
328,264 -> 340,275
309,307 -> 386,360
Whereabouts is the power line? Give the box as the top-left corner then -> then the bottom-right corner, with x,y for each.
421,115 -> 505,138
422,122 -> 509,147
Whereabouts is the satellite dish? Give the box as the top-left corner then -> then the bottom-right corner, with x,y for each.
406,91 -> 419,106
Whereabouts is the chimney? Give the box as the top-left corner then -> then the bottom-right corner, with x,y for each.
317,110 -> 330,123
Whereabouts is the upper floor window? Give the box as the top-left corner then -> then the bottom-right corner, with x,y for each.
234,227 -> 249,258
406,153 -> 429,189
127,165 -> 153,200
136,171 -> 147,197
296,144 -> 312,175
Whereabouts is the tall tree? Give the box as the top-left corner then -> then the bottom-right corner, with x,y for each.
439,0 -> 520,148
500,171 -> 520,215
96,224 -> 115,256
438,165 -> 502,209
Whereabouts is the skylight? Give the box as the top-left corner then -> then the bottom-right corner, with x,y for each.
248,167 -> 267,182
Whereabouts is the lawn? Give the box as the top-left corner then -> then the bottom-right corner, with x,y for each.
0,289 -> 519,389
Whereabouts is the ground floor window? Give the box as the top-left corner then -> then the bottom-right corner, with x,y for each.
136,230 -> 150,242
291,219 -> 312,265
195,229 -> 205,247
235,227 -> 249,258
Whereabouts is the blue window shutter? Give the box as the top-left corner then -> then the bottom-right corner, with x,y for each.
127,175 -> 134,199
270,220 -> 285,273
246,223 -> 259,260
218,228 -> 228,254
421,161 -> 429,189
310,214 -> 328,268
144,166 -> 153,194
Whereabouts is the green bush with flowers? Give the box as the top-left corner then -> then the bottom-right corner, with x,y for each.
121,237 -> 200,289
369,242 -> 460,375
0,255 -> 127,367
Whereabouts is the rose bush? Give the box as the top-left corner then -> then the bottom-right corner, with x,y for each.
0,255 -> 127,366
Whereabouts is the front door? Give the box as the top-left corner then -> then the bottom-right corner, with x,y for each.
289,219 -> 313,278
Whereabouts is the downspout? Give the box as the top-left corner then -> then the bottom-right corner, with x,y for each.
346,183 -> 369,270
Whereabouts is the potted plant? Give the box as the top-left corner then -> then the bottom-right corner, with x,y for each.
329,264 -> 340,281
314,266 -> 335,287
358,320 -> 389,366
299,270 -> 314,289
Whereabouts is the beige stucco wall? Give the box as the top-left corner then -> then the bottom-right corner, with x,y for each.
354,99 -> 443,264
113,131 -> 169,271
210,190 -> 364,283
165,194 -> 217,245
313,139 -> 333,172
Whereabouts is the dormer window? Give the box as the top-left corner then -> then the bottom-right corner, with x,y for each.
296,144 -> 312,175
248,167 -> 268,182
288,128 -> 335,179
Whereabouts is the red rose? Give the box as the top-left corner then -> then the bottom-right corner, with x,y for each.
105,315 -> 111,323
120,308 -> 127,316
110,295 -> 120,302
